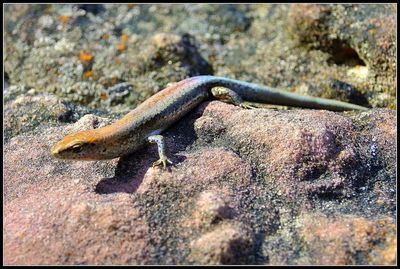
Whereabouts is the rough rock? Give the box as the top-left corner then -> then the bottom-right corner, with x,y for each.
188,221 -> 255,264
4,101 -> 396,265
3,90 -> 102,142
287,4 -> 396,108
296,214 -> 397,265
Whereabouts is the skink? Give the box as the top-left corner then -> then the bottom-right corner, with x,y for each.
51,75 -> 367,165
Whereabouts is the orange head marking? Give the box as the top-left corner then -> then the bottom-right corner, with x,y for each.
51,131 -> 100,160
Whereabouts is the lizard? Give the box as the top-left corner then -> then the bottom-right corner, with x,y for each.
51,75 -> 368,166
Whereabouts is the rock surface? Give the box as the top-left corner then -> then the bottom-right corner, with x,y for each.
3,4 -> 396,265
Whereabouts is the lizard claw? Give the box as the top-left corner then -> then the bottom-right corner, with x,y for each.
152,156 -> 174,168
240,102 -> 256,109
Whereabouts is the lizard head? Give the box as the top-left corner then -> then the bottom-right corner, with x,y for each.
51,131 -> 102,160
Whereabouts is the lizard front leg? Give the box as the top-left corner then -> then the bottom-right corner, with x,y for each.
147,134 -> 174,168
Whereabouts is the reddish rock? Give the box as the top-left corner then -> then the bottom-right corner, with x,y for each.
4,100 -> 396,265
182,189 -> 236,230
188,221 -> 254,265
135,147 -> 253,195
297,214 -> 396,265
4,115 -> 157,265
4,183 -> 155,265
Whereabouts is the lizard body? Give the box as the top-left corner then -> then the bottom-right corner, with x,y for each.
51,75 -> 367,163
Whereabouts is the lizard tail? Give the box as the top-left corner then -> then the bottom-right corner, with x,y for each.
214,77 -> 368,111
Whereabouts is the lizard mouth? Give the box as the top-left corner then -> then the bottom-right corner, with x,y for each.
51,144 -> 61,158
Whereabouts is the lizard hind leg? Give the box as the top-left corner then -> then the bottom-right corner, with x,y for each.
211,86 -> 255,109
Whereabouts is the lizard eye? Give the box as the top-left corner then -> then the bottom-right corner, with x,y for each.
71,144 -> 83,153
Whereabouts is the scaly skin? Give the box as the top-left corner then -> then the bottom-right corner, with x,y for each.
51,75 -> 368,162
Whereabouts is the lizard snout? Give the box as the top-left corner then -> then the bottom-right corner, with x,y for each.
51,143 -> 62,158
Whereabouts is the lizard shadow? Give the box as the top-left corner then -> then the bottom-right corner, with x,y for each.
94,147 -> 187,194
94,103 -> 209,195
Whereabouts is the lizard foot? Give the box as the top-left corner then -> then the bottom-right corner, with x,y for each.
239,102 -> 256,109
152,156 -> 174,168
